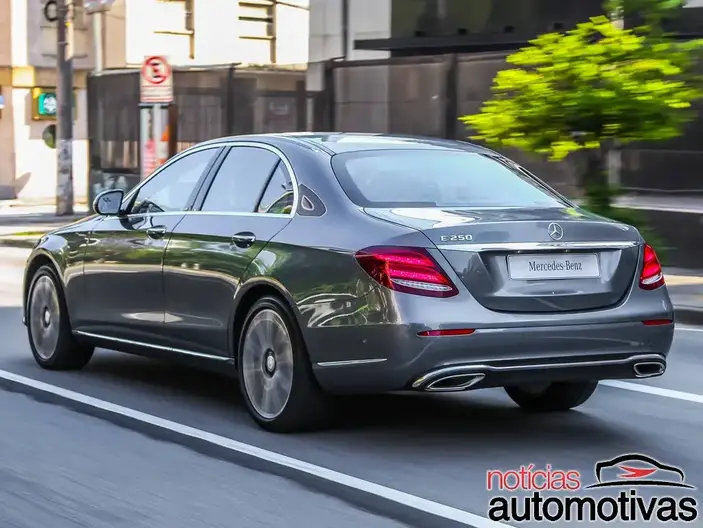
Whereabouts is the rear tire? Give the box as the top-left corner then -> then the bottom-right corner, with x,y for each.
237,295 -> 329,433
505,381 -> 598,412
26,265 -> 94,370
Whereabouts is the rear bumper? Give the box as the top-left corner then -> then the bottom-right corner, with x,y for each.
409,353 -> 666,392
309,320 -> 675,394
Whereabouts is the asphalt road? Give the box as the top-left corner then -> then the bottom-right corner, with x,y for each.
1,247 -> 702,527
0,389 -> 408,528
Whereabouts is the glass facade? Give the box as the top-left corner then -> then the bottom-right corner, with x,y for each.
390,0 -> 604,42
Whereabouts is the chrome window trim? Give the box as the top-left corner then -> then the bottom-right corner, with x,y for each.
436,241 -> 639,252
121,141 -> 300,219
111,210 -> 296,219
183,211 -> 295,219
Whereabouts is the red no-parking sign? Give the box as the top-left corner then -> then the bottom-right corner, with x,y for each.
140,55 -> 173,104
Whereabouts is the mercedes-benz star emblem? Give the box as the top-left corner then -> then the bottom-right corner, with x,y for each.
547,222 -> 564,241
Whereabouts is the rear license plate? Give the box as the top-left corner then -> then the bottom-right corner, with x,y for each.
507,253 -> 600,280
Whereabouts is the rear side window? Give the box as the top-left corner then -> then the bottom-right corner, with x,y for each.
201,146 -> 280,213
257,162 -> 295,215
330,150 -> 567,208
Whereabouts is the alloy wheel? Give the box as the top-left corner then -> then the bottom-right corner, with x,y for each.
29,275 -> 61,360
241,308 -> 295,420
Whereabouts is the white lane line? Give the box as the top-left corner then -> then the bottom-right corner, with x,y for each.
0,368 -> 512,528
601,380 -> 703,404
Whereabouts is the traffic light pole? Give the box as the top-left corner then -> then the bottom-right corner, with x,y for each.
56,0 -> 74,216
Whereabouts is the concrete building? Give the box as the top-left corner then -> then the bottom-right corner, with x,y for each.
0,0 -> 309,203
307,0 -> 703,90
306,0 -> 607,91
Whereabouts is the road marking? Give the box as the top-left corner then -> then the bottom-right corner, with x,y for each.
0,368 -> 512,528
601,380 -> 703,404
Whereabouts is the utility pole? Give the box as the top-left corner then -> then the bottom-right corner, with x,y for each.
56,0 -> 74,216
92,11 -> 104,73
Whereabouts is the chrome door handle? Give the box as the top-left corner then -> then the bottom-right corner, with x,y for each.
146,226 -> 167,239
232,232 -> 256,248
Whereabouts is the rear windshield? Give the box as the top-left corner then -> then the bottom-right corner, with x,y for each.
330,149 -> 568,208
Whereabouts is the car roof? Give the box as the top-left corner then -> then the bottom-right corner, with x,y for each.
198,132 -> 495,155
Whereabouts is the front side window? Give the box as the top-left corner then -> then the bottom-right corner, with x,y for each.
257,162 -> 294,214
129,148 -> 218,214
330,149 -> 568,209
201,146 -> 280,212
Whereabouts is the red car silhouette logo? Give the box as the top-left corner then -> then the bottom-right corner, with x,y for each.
585,454 -> 695,490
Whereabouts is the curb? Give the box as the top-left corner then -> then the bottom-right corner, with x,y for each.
675,308 -> 703,327
0,215 -> 87,227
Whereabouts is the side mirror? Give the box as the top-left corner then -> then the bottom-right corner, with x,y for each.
93,189 -> 124,216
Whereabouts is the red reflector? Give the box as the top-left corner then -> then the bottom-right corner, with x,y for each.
642,319 -> 673,326
418,329 -> 475,337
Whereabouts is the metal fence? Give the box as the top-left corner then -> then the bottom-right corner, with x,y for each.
87,56 -> 703,199
321,53 -> 703,196
86,65 -> 312,204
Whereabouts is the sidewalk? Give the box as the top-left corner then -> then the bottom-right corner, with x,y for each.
613,194 -> 703,214
0,203 -> 89,229
667,280 -> 703,326
0,201 -> 90,238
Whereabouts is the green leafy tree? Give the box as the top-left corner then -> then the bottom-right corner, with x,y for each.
460,2 -> 703,219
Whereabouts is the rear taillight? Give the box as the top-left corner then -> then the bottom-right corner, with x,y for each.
639,243 -> 665,290
354,246 -> 459,298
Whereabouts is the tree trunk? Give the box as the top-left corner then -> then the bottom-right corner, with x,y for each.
580,145 -> 613,215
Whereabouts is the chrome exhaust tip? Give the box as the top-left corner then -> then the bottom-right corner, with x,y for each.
424,373 -> 486,392
633,361 -> 665,379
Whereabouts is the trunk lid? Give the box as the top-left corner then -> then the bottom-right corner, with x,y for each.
364,207 -> 642,313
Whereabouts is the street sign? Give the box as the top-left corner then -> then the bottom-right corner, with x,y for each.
31,87 -> 77,120
43,0 -> 57,22
140,55 -> 173,104
39,93 -> 58,115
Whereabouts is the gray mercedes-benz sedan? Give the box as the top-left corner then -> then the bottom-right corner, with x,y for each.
22,133 -> 674,432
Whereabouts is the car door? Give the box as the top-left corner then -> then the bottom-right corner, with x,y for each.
161,143 -> 297,356
77,146 -> 222,344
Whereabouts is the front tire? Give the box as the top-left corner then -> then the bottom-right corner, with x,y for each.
237,296 -> 329,433
26,265 -> 94,370
505,381 -> 598,412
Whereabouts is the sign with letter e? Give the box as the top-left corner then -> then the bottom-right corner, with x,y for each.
140,55 -> 173,104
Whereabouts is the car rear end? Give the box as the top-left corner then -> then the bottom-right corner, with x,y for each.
320,145 -> 674,394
